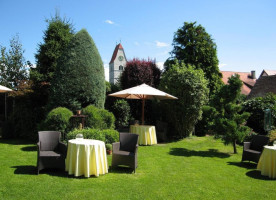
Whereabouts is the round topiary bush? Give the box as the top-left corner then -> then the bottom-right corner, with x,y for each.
82,105 -> 115,129
44,107 -> 73,135
111,99 -> 131,129
98,109 -> 115,129
101,129 -> 119,144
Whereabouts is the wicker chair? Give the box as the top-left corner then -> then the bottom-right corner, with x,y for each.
37,131 -> 67,174
112,132 -> 139,172
241,135 -> 269,163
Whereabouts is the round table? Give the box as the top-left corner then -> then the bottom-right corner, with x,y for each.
257,145 -> 276,179
130,125 -> 157,145
65,139 -> 108,177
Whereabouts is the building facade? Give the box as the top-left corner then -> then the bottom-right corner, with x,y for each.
109,43 -> 127,84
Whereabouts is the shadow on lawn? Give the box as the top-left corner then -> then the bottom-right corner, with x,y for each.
109,166 -> 134,174
246,170 -> 275,181
21,145 -> 37,151
11,165 -> 68,177
169,148 -> 230,158
227,161 -> 257,170
0,139 -> 33,145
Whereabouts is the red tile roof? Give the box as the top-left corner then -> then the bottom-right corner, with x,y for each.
221,71 -> 256,95
109,43 -> 124,64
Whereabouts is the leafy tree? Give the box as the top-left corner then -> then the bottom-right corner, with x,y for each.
160,61 -> 209,138
167,22 -> 223,96
119,58 -> 161,122
30,14 -> 74,108
120,58 -> 161,89
0,34 -> 28,90
212,74 -> 251,154
242,93 -> 276,134
49,29 -> 106,110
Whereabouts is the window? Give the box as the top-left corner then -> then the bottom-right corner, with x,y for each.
119,65 -> 124,70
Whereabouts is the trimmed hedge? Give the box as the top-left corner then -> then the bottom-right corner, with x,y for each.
66,128 -> 119,144
82,105 -> 115,129
43,107 -> 73,134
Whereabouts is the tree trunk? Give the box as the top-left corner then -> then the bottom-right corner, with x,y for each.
233,139 -> 237,154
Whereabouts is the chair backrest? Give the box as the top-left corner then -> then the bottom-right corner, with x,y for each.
38,131 -> 61,151
250,135 -> 269,152
119,132 -> 139,153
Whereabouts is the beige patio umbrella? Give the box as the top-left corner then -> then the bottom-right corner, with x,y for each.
108,83 -> 177,125
0,85 -> 12,120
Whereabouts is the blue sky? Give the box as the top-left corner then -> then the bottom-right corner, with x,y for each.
0,0 -> 275,80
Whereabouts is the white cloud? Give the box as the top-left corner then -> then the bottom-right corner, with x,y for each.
219,63 -> 227,68
155,41 -> 169,48
156,62 -> 164,71
134,42 -> 140,46
105,20 -> 115,25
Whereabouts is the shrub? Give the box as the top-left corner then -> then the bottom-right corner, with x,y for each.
49,29 -> 106,111
101,129 -> 119,144
82,105 -> 115,129
66,128 -> 119,144
111,99 -> 132,128
98,109 -> 115,129
67,128 -> 105,141
242,93 -> 276,134
159,61 -> 209,138
43,107 -> 73,135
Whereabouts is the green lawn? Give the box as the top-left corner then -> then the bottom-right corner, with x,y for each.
0,136 -> 275,200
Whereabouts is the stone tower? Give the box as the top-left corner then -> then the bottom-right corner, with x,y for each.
109,43 -> 127,84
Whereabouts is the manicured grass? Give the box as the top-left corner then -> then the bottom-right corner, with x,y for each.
0,136 -> 275,200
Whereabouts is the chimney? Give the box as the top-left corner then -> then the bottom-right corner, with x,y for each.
251,70 -> 256,79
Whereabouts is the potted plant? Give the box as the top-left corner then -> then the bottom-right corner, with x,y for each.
268,129 -> 276,146
106,144 -> 112,155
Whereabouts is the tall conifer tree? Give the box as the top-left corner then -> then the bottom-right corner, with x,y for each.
49,29 -> 106,110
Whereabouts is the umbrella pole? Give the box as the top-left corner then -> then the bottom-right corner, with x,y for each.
5,93 -> 7,121
142,98 -> 145,125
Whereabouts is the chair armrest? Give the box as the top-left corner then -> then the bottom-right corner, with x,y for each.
134,144 -> 139,154
37,141 -> 40,155
243,142 -> 251,150
112,142 -> 120,152
58,142 -> 67,155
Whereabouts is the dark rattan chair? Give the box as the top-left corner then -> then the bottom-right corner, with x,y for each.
241,135 -> 269,163
37,131 -> 67,174
112,132 -> 139,172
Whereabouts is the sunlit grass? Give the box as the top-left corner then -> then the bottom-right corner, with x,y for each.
0,136 -> 275,200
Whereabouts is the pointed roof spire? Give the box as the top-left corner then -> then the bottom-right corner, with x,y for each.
109,43 -> 124,64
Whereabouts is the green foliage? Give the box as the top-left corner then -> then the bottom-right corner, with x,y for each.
160,61 -> 209,138
98,109 -> 115,129
242,93 -> 276,134
111,99 -> 132,128
195,105 -> 217,136
67,128 -> 105,141
168,22 -> 223,96
211,74 -> 251,153
66,128 -> 119,144
49,29 -> 106,110
101,129 -> 119,144
82,105 -> 115,129
1,94 -> 40,141
30,14 -> 74,111
0,34 -> 28,89
43,107 -> 73,135
105,143 -> 112,150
